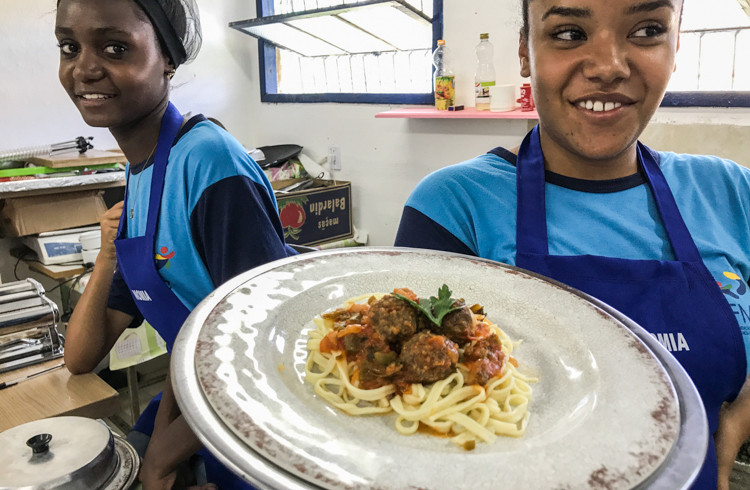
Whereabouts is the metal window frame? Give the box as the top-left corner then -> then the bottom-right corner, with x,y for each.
662,92 -> 750,107
253,0 -> 442,104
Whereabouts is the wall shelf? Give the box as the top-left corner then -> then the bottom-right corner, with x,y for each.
375,107 -> 539,119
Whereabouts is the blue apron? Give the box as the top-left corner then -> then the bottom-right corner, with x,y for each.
509,126 -> 746,489
115,102 -> 253,489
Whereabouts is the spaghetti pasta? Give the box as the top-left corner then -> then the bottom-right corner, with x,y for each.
305,287 -> 537,449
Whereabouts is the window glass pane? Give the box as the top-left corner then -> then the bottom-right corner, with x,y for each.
671,34 -> 700,91
362,54 -> 382,93
275,0 -> 431,15
350,54 -> 367,92
698,32 -> 735,91
287,16 -> 395,53
337,56 -> 354,92
377,52 -> 397,93
681,0 -> 750,30
667,0 -> 750,93
323,56 -> 341,92
736,30 -> 750,90
243,23 -> 345,56
278,49 -> 304,92
339,5 -> 432,50
407,0 -> 432,18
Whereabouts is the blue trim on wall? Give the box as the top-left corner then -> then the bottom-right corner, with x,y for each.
257,0 -> 276,99
433,0 -> 444,51
662,92 -> 750,108
260,42 -> 277,97
256,0 -> 441,105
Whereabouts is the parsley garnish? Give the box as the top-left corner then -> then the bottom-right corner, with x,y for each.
394,284 -> 463,327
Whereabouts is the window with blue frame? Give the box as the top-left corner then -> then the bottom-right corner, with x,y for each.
230,0 -> 442,104
663,0 -> 750,107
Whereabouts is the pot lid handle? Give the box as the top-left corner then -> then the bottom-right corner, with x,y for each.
26,433 -> 52,454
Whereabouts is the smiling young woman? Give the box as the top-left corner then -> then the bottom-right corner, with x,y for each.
396,1 -> 750,489
520,0 -> 681,179
56,0 -> 295,488
55,0 -> 172,162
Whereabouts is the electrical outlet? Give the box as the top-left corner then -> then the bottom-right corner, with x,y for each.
328,146 -> 342,171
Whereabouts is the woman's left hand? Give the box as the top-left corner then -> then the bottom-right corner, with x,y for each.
138,461 -> 177,490
716,376 -> 750,490
139,462 -> 218,490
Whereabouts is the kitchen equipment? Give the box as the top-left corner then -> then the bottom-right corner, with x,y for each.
22,225 -> 100,265
0,362 -> 65,390
172,247 -> 707,490
254,144 -> 303,169
0,416 -> 139,489
80,229 -> 102,265
0,137 -> 93,164
0,278 -> 64,373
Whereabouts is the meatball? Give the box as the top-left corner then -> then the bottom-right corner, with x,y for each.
399,331 -> 459,384
439,301 -> 474,343
462,334 -> 504,363
369,294 -> 419,344
461,335 -> 506,386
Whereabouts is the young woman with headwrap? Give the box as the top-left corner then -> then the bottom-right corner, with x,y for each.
56,0 -> 293,487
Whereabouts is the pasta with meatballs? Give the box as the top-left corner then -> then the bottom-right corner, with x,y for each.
305,286 -> 537,449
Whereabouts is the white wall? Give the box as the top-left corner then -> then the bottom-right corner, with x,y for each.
2,0 -> 750,283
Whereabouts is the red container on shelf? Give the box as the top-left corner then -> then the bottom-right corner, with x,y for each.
518,83 -> 535,112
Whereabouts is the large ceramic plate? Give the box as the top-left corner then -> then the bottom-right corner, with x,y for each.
172,247 -> 707,490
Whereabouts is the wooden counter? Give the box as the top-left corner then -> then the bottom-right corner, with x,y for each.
0,359 -> 119,432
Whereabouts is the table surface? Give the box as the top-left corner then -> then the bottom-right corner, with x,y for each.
0,359 -> 120,432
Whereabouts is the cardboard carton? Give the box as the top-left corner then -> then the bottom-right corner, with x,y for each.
273,179 -> 353,246
0,190 -> 107,237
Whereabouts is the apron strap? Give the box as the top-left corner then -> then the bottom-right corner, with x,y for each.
515,126 -> 701,263
637,143 -> 702,262
117,167 -> 131,238
115,103 -> 182,240
516,125 -> 549,255
146,102 -> 183,237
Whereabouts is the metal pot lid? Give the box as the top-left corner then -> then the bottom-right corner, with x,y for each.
0,416 -> 137,490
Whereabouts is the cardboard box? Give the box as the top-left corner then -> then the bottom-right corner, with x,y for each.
0,190 -> 107,237
273,179 -> 353,246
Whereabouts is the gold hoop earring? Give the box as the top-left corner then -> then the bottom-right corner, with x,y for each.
166,68 -> 176,79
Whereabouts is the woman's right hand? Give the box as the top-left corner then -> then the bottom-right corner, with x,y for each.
99,201 -> 123,262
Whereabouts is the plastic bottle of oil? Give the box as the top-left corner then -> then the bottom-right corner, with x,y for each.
474,33 -> 496,111
432,40 -> 455,110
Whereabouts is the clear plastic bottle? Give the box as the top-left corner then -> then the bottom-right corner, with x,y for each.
474,33 -> 496,111
432,39 -> 455,111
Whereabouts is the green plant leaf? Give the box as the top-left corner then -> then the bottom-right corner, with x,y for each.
394,284 -> 463,327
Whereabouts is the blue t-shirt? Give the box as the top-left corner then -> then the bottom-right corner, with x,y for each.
108,116 -> 294,323
395,147 -> 750,372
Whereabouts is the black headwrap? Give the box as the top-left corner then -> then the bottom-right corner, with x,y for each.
133,0 -> 187,68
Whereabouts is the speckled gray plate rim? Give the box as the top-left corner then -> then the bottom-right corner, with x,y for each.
175,247 -> 702,490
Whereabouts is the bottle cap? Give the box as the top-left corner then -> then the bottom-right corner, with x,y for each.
480,33 -> 489,40
437,39 -> 446,46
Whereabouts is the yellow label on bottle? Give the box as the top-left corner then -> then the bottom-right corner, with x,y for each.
435,76 -> 455,110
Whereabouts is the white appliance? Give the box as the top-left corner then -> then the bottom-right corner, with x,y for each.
22,226 -> 99,265
79,229 -> 101,265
